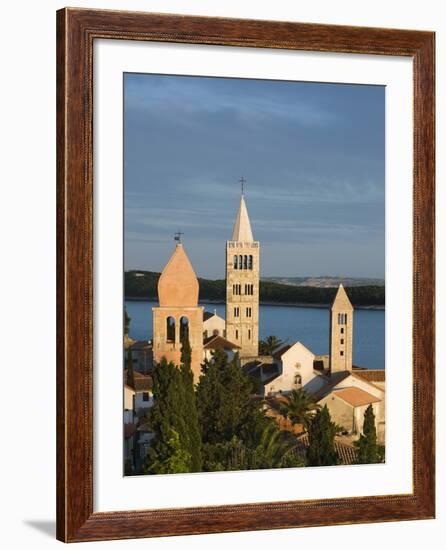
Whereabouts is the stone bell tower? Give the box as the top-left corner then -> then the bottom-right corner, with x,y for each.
152,241 -> 203,382
329,284 -> 354,374
225,184 -> 259,358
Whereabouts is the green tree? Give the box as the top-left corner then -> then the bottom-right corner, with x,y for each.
259,335 -> 283,355
126,348 -> 135,388
355,404 -> 381,464
196,350 -> 269,471
277,389 -> 320,430
197,350 -> 254,445
145,358 -> 191,474
149,428 -> 192,474
251,422 -> 304,469
179,335 -> 202,472
306,405 -> 340,466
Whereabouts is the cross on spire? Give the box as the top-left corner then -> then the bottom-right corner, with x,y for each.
174,231 -> 184,243
239,176 -> 246,195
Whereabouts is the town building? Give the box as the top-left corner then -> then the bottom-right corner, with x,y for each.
225,192 -> 260,358
124,183 -> 385,465
152,242 -> 204,382
203,310 -> 226,339
203,334 -> 241,362
330,284 -> 354,374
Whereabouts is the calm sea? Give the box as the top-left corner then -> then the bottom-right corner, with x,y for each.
125,300 -> 385,371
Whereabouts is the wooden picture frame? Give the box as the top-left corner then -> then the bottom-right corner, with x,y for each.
56,7 -> 435,542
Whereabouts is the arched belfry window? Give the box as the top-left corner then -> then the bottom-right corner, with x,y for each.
166,316 -> 175,343
243,255 -> 248,269
180,316 -> 189,343
233,255 -> 238,269
248,255 -> 253,270
239,255 -> 243,270
294,374 -> 302,388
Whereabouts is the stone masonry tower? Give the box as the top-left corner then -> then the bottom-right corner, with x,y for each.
226,190 -> 259,358
329,284 -> 354,374
152,242 -> 203,382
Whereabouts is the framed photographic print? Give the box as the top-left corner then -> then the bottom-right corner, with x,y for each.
56,8 -> 435,542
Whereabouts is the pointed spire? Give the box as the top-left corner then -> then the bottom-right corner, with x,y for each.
231,194 -> 254,242
331,284 -> 354,311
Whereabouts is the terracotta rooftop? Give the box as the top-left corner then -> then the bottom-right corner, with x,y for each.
124,370 -> 153,392
353,369 -> 385,383
314,371 -> 351,401
332,387 -> 381,407
296,433 -> 358,465
157,243 -> 199,307
203,334 -> 241,350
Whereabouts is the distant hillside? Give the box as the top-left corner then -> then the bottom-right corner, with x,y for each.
262,276 -> 385,288
125,270 -> 385,307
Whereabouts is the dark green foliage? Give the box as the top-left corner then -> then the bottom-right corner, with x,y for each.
195,350 -> 303,472
124,458 -> 134,476
148,428 -> 192,474
144,358 -> 191,474
124,270 -> 385,307
179,336 -> 202,472
250,422 -> 304,469
306,405 -> 340,466
277,389 -> 320,430
259,335 -> 283,355
355,405 -> 382,464
126,348 -> 135,388
144,335 -> 202,474
202,437 -> 251,472
196,350 -> 254,446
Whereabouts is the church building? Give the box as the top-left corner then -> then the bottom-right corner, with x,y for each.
329,284 -> 354,374
225,191 -> 260,359
152,242 -> 204,382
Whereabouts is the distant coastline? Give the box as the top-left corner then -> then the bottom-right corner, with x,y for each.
125,270 -> 385,309
125,296 -> 385,311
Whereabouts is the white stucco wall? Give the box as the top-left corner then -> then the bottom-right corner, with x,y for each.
264,342 -> 316,395
203,313 -> 226,339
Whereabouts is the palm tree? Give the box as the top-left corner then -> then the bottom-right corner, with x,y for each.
277,389 -> 320,430
259,335 -> 283,355
252,422 -> 303,469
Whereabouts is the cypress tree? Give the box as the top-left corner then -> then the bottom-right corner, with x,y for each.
355,404 -> 380,464
145,358 -> 191,474
306,405 -> 340,466
179,335 -> 203,472
196,350 -> 267,471
197,350 -> 254,445
126,348 -> 135,388
149,428 -> 192,474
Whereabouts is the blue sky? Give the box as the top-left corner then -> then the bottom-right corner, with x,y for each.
124,73 -> 385,279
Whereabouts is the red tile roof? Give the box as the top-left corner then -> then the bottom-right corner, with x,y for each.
124,370 -> 153,392
203,335 -> 241,350
353,370 -> 385,383
332,387 -> 381,407
296,433 -> 358,465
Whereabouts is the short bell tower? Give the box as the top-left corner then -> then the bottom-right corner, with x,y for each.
329,284 -> 354,374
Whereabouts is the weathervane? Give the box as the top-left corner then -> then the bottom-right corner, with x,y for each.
239,176 -> 246,195
174,231 -> 184,243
